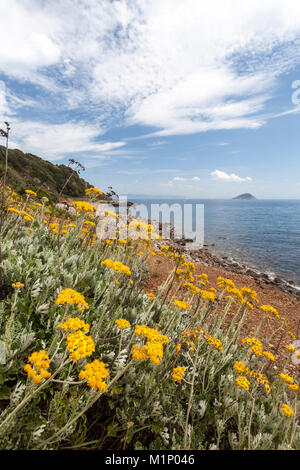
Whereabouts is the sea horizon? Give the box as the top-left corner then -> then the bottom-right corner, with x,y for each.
129,197 -> 300,286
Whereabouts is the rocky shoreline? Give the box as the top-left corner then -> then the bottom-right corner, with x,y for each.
135,212 -> 300,301
85,201 -> 300,302
158,236 -> 300,301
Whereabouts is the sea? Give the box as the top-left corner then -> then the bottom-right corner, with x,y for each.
128,198 -> 300,287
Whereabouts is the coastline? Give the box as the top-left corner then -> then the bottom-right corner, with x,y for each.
161,238 -> 300,301
93,201 -> 300,301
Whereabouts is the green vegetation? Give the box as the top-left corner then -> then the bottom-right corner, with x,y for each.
0,146 -> 91,201
0,190 -> 299,450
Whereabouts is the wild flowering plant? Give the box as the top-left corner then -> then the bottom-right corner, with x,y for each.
0,189 -> 299,450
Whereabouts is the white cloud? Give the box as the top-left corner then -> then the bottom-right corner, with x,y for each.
211,170 -> 252,182
10,120 -> 125,161
173,177 -> 186,182
0,82 -> 10,117
0,0 -> 60,76
1,0 -> 300,141
161,175 -> 201,187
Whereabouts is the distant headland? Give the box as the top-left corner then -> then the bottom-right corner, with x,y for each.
233,193 -> 256,200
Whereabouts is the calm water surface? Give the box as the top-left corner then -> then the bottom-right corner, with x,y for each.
129,198 -> 300,285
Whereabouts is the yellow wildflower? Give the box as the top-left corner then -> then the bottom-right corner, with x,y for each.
280,372 -> 294,384
281,404 -> 294,417
12,282 -> 24,288
85,187 -> 103,196
235,376 -> 250,391
101,259 -> 132,276
66,330 -> 95,362
24,350 -> 51,383
58,317 -> 90,332
55,288 -> 89,311
115,318 -> 131,329
260,305 -> 280,319
146,292 -> 155,300
79,359 -> 109,392
25,189 -> 37,196
173,299 -> 191,310
172,366 -> 186,383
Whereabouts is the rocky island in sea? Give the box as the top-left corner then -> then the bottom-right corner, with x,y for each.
233,193 -> 256,200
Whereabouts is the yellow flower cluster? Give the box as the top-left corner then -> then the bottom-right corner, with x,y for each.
241,336 -> 263,357
104,210 -> 119,219
286,344 -> 297,352
287,331 -> 296,340
289,384 -> 299,391
240,287 -> 258,304
134,325 -> 169,344
25,189 -> 37,196
233,361 -> 247,374
101,259 -> 132,276
115,318 -> 131,329
146,292 -> 155,300
182,282 -> 215,301
125,220 -> 162,241
176,261 -> 196,281
182,282 -> 201,295
21,210 -> 34,222
49,222 -> 60,234
8,207 -> 20,215
217,277 -> 236,290
83,220 -> 96,228
78,359 -> 109,392
233,361 -> 271,393
235,376 -> 250,391
200,290 -> 216,302
225,286 -> 243,303
260,305 -> 280,319
281,403 -> 294,417
58,317 -> 90,332
132,344 -> 148,361
205,334 -> 223,351
195,273 -> 209,285
173,299 -> 191,310
66,330 -> 95,362
55,288 -> 89,311
172,366 -> 186,383
85,187 -> 103,196
72,201 -> 96,214
133,325 -> 169,365
217,278 -> 258,306
182,326 -> 205,341
12,282 -> 24,288
181,327 -> 222,352
263,351 -> 275,361
24,350 -> 51,384
285,344 -> 300,360
279,372 -> 294,384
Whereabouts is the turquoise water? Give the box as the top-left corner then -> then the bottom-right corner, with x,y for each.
129,198 -> 300,285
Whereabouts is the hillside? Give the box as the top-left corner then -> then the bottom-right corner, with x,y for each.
0,145 -> 92,201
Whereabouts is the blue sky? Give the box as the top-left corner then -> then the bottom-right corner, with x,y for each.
1,0 -> 300,198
